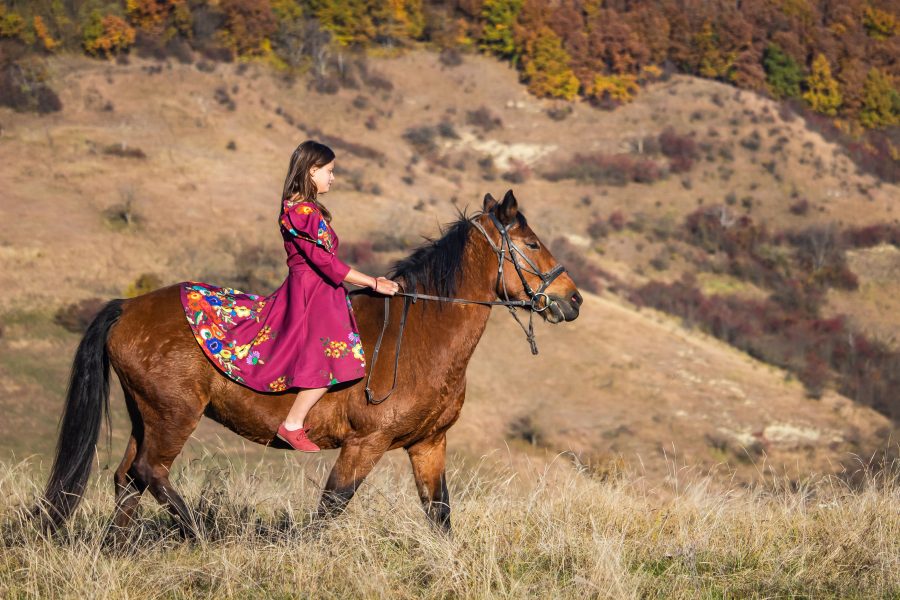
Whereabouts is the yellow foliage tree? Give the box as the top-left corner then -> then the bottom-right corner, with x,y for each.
693,21 -> 736,80
33,16 -> 59,51
863,6 -> 899,40
521,26 -> 579,100
803,54 -> 842,116
860,67 -> 900,128
590,74 -> 640,104
83,12 -> 136,57
0,6 -> 26,39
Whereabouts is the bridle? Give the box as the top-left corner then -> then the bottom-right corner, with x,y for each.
364,210 -> 568,404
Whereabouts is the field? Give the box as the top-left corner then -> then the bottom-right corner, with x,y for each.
2,46 -> 900,597
2,452 -> 899,598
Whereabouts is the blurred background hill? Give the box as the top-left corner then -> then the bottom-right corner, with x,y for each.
1,0 -> 899,487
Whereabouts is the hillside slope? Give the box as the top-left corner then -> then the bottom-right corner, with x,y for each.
0,50 -> 896,483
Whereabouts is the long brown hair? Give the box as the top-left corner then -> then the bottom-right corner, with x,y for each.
281,140 -> 336,222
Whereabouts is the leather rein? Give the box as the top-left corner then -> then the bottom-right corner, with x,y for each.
363,211 -> 568,405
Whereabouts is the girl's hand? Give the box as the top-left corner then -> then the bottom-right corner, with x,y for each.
373,276 -> 400,296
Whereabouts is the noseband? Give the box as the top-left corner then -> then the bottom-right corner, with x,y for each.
364,211 -> 568,404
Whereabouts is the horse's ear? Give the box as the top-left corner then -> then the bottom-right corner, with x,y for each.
497,189 -> 518,225
483,193 -> 498,212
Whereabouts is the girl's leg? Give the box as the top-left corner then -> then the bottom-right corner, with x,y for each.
283,386 -> 328,430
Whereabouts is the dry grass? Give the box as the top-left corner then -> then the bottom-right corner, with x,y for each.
2,452 -> 898,598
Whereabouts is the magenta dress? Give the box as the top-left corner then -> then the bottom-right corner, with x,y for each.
179,199 -> 366,392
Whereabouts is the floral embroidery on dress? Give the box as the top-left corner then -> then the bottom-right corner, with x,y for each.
184,283 -> 268,383
268,375 -> 289,392
279,201 -> 335,253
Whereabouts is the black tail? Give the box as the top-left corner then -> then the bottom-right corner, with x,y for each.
39,299 -> 124,529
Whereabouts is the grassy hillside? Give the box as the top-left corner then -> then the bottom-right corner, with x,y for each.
0,49 -> 898,488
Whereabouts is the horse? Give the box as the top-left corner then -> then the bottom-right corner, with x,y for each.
39,190 -> 582,536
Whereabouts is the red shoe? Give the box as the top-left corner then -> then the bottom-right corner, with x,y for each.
276,423 -> 320,452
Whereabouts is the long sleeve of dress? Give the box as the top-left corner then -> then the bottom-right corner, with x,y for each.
280,203 -> 352,286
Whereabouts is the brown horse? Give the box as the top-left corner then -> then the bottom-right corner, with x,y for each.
40,190 -> 582,535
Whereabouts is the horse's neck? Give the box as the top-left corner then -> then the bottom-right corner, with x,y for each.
415,240 -> 498,369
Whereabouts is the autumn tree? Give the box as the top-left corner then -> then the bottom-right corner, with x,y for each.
860,67 -> 900,128
125,0 -> 192,39
219,0 -> 276,56
307,0 -> 372,46
763,43 -> 803,99
520,25 -> 579,100
83,11 -> 136,57
692,20 -> 736,81
371,0 -> 425,44
803,53 -> 842,116
479,0 -> 522,59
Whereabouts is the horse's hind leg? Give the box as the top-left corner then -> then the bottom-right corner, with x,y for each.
131,400 -> 206,538
112,433 -> 146,530
112,389 -> 147,530
407,433 -> 451,534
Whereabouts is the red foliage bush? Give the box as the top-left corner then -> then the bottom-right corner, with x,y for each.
658,127 -> 698,174
631,277 -> 900,417
608,211 -> 627,232
842,223 -> 900,248
683,208 -> 768,257
543,153 -> 665,186
54,298 -> 106,333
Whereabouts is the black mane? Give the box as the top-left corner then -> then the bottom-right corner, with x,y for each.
384,207 -> 529,301
387,209 -> 475,299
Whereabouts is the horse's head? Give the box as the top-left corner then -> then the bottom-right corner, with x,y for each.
478,190 -> 582,323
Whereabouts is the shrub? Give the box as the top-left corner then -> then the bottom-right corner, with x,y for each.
438,47 -> 462,67
739,131 -> 761,151
785,225 -> 859,291
546,104 -> 573,121
789,199 -> 810,216
608,211 -> 626,232
103,190 -> 141,230
506,414 -> 545,447
54,298 -> 106,333
403,125 -> 438,155
658,128 -> 698,173
362,70 -> 393,92
466,107 -> 502,132
102,143 -> 147,159
501,158 -> 531,183
124,273 -> 163,298
543,153 -> 664,186
587,217 -> 610,240
214,86 -> 236,110
437,119 -> 459,139
842,223 -> 900,248
0,59 -> 62,114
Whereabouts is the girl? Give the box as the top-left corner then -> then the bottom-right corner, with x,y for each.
180,140 -> 399,452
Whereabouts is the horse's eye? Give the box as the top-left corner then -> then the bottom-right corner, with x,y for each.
525,241 -> 540,250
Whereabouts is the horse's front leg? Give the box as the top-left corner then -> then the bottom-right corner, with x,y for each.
315,434 -> 390,521
407,432 -> 451,534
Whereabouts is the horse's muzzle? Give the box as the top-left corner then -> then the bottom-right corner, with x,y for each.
542,290 -> 582,323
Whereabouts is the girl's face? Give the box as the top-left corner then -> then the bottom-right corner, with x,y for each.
310,160 -> 335,194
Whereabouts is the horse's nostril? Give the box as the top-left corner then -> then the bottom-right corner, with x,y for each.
571,291 -> 583,306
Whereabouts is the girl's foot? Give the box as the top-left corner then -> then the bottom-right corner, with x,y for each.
276,423 -> 320,452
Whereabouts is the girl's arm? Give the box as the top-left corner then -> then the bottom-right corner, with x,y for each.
343,268 -> 399,295
281,204 -> 398,295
